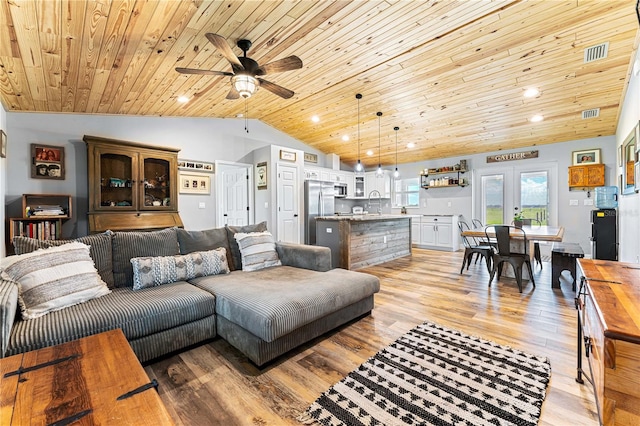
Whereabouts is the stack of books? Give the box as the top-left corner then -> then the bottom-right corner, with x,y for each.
29,205 -> 66,216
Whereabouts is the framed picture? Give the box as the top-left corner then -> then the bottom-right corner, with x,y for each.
0,130 -> 6,158
279,150 -> 296,162
177,159 -> 214,173
31,144 -> 65,179
179,172 -> 211,194
304,152 -> 318,163
256,162 -> 267,190
572,148 -> 601,166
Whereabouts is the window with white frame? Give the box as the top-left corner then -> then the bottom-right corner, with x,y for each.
392,177 -> 420,207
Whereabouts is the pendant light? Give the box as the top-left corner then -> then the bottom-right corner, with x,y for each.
375,111 -> 383,177
393,126 -> 400,179
354,94 -> 364,173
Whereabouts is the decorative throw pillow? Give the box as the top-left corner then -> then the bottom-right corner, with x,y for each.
12,231 -> 115,288
225,222 -> 268,270
234,231 -> 282,272
130,247 -> 230,290
0,242 -> 111,320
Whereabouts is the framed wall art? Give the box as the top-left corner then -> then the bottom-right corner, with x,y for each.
572,148 -> 601,166
0,130 -> 6,158
178,159 -> 214,173
179,171 -> 211,194
31,144 -> 65,179
256,162 -> 267,190
279,150 -> 296,162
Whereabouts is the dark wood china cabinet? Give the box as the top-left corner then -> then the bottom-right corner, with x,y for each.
83,135 -> 183,233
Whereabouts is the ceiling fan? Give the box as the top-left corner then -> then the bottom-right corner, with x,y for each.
175,33 -> 303,99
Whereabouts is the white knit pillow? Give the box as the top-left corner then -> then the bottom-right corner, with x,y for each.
0,242 -> 111,320
234,231 -> 282,272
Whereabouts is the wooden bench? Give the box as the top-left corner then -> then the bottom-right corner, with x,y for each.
551,242 -> 584,290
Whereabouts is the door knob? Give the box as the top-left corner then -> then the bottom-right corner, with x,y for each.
294,214 -> 298,217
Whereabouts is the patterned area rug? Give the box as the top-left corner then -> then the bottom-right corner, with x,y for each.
299,321 -> 551,426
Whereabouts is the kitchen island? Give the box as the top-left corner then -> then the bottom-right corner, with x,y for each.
316,215 -> 412,270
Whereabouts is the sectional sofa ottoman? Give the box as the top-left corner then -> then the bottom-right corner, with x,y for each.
0,225 -> 380,366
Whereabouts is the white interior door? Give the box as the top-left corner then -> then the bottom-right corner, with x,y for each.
277,163 -> 300,243
216,162 -> 252,226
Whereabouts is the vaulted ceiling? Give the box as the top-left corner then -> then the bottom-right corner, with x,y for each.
0,1 -> 638,168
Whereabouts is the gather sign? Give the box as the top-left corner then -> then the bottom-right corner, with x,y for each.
486,150 -> 538,163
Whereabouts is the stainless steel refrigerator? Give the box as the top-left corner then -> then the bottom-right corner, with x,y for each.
304,180 -> 335,245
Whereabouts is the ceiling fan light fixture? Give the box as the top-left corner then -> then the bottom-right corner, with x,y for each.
232,74 -> 258,98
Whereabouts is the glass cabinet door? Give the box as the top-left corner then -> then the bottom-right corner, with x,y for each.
141,156 -> 172,210
98,152 -> 136,210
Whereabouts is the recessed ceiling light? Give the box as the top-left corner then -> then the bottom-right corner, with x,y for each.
366,150 -> 374,156
236,113 -> 244,118
530,114 -> 544,122
311,115 -> 320,123
407,142 -> 415,148
177,96 -> 190,103
342,135 -> 350,141
523,88 -> 539,98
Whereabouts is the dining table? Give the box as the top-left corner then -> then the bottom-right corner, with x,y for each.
461,225 -> 565,280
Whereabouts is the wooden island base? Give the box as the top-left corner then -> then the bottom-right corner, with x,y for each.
316,215 -> 411,270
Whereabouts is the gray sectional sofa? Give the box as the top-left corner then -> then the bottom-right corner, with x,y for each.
0,225 -> 380,366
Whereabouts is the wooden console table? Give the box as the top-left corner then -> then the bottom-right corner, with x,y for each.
0,329 -> 174,425
576,259 -> 640,425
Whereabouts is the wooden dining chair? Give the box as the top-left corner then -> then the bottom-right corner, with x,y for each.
458,221 -> 493,274
486,225 -> 535,293
514,218 -> 543,269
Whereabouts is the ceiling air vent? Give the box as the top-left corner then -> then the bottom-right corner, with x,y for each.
584,42 -> 609,63
582,108 -> 600,119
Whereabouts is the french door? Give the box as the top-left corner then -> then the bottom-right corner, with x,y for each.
473,163 -> 558,226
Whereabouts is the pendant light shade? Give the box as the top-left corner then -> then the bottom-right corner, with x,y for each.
393,126 -> 400,179
376,112 -> 383,177
355,94 -> 364,173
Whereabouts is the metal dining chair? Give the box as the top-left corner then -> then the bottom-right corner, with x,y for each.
486,225 -> 536,293
514,218 -> 543,269
458,221 -> 493,274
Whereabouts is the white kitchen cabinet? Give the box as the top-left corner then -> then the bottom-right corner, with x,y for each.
364,171 -> 391,198
410,216 -> 421,244
416,215 -> 460,251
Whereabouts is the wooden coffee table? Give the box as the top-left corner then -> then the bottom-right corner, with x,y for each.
0,329 -> 174,425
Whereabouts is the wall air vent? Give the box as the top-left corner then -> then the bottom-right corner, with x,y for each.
584,42 -> 609,63
582,108 -> 600,119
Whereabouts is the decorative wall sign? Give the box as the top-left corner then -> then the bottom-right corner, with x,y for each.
178,159 -> 214,172
179,171 -> 211,194
486,150 -> 538,163
257,162 -> 267,190
31,144 -> 65,179
0,130 -> 6,158
280,150 -> 296,162
304,152 -> 318,163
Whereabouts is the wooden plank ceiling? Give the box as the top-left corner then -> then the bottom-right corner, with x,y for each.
0,0 -> 638,168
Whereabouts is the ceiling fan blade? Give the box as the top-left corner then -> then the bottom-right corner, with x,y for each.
206,33 -> 243,70
226,86 -> 240,100
175,67 -> 233,76
256,56 -> 303,76
257,78 -> 294,99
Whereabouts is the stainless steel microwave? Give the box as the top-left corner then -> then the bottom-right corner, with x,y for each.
334,183 -> 347,197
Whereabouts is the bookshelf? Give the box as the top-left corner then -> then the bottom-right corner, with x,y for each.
7,194 -> 72,253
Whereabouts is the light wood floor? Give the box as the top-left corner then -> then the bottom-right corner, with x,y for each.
145,248 -> 599,425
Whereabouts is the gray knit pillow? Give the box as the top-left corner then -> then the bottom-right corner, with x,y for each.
130,248 -> 230,290
0,242 -> 111,320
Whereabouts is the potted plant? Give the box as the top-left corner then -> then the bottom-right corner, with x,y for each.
513,207 -> 524,228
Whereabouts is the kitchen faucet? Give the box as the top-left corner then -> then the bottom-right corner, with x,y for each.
368,190 -> 382,215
